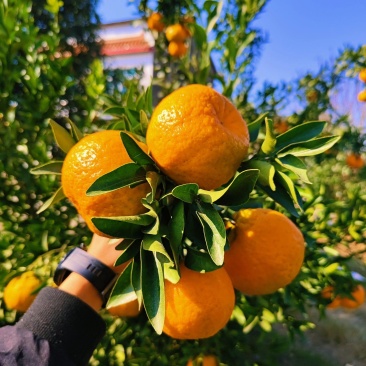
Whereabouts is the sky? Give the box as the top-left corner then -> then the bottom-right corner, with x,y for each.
97,0 -> 366,87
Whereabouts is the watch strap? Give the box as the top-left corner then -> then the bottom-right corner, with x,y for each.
54,247 -> 117,303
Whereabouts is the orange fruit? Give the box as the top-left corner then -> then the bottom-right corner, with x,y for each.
321,286 -> 341,309
107,298 -> 141,318
146,84 -> 249,190
274,120 -> 289,134
359,69 -> 366,83
163,264 -> 235,339
357,90 -> 366,102
168,41 -> 188,58
340,285 -> 365,309
346,153 -> 365,169
147,12 -> 165,32
4,272 -> 42,312
187,355 -> 219,366
61,130 -> 151,237
224,208 -> 305,296
165,23 -> 190,42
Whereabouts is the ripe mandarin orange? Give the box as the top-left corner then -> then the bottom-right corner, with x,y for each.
61,130 -> 151,237
359,69 -> 366,83
274,120 -> 289,134
357,90 -> 366,102
147,12 -> 165,32
224,208 -> 305,296
340,285 -> 365,309
321,285 -> 341,309
163,264 -> 235,339
4,272 -> 42,312
346,153 -> 365,169
165,23 -> 190,42
146,84 -> 249,190
187,355 -> 219,366
168,41 -> 188,57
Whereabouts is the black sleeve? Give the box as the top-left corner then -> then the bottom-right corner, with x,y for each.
0,287 -> 106,366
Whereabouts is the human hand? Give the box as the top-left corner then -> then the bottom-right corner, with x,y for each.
58,234 -> 125,312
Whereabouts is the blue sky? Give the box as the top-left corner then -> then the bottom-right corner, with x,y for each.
97,0 -> 366,87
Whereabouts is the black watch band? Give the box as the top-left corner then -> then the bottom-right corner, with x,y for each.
54,247 -> 117,304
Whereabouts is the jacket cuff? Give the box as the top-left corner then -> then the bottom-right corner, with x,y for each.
16,287 -> 106,366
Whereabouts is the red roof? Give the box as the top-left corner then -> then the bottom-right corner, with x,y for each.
101,35 -> 154,56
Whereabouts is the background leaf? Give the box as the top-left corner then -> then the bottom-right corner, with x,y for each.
49,119 -> 76,153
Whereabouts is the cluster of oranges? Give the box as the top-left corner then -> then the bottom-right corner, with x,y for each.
57,84 -> 308,339
147,12 -> 192,58
357,69 -> 366,102
322,284 -> 365,310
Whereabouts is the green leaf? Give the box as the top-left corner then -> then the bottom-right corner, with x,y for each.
37,186 -> 65,214
275,121 -> 327,152
172,183 -> 199,203
126,83 -> 136,109
259,183 -> 300,217
196,201 -> 226,266
276,171 -> 302,210
142,235 -> 172,263
276,155 -> 311,184
214,169 -> 259,206
65,118 -> 84,141
141,249 -> 165,335
91,217 -> 146,239
121,132 -> 155,166
107,264 -> 136,308
115,240 -> 140,266
49,119 -> 76,153
145,85 -> 153,115
277,135 -> 341,157
86,163 -> 146,196
30,161 -> 63,175
131,259 -> 142,307
184,246 -> 222,272
140,110 -> 149,134
167,201 -> 184,269
247,112 -> 268,142
146,171 -> 161,203
245,160 -> 276,190
261,118 -> 277,155
192,23 -> 208,49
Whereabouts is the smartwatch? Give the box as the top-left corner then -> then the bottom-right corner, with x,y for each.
54,246 -> 118,304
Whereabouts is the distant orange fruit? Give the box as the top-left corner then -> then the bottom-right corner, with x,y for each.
340,285 -> 365,309
147,12 -> 165,32
346,153 -> 365,169
224,208 -> 305,296
274,119 -> 289,134
3,272 -> 42,312
163,264 -> 235,339
165,24 -> 190,42
321,286 -> 341,309
146,84 -> 249,190
358,69 -> 366,83
61,130 -> 151,237
357,90 -> 366,102
187,355 -> 219,366
107,298 -> 141,318
168,41 -> 188,57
